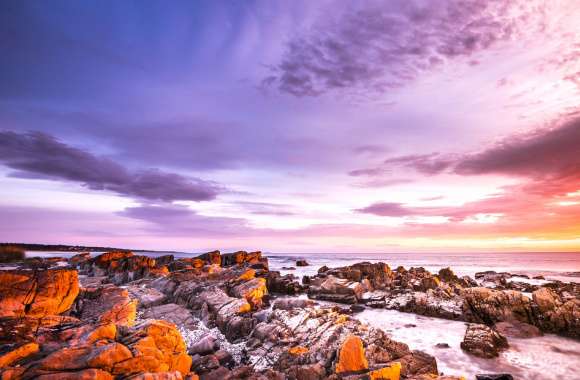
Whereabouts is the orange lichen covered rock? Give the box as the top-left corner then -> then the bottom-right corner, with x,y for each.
335,335 -> 368,374
0,342 -> 39,368
118,320 -> 192,376
237,269 -> 256,281
369,362 -> 401,380
230,277 -> 268,309
76,286 -> 137,326
35,368 -> 114,380
288,346 -> 309,356
0,269 -> 79,318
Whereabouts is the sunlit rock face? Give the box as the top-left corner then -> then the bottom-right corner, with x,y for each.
0,268 -> 79,318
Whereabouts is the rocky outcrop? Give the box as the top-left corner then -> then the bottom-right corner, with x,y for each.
308,275 -> 365,304
73,285 -> 137,326
532,287 -> 580,338
493,321 -> 542,338
0,268 -> 79,318
460,324 -> 508,358
462,287 -> 533,325
296,260 -> 309,267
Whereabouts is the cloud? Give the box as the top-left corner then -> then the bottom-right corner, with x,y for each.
348,153 -> 454,180
118,204 -> 251,236
355,202 -> 415,217
265,0 -> 547,96
352,178 -> 413,189
0,131 -> 223,202
454,117 -> 580,182
234,201 -> 296,216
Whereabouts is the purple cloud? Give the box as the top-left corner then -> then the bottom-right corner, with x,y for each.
454,117 -> 580,180
118,204 -> 250,236
266,0 -> 546,96
354,202 -> 415,217
0,131 -> 223,202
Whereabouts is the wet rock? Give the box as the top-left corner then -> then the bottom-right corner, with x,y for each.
460,324 -> 508,358
295,260 -> 309,267
493,321 -> 542,338
0,268 -> 79,318
434,343 -> 449,349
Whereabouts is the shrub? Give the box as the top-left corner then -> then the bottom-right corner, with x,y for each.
0,245 -> 25,263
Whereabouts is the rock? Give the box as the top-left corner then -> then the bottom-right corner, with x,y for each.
188,335 -> 219,355
196,251 -> 222,266
272,298 -> 314,310
141,303 -> 198,330
296,260 -> 309,267
74,285 -> 137,326
69,252 -> 92,266
533,275 -> 545,280
0,268 -> 79,318
462,287 -> 533,325
493,321 -> 542,338
116,320 -> 192,376
229,277 -> 268,310
475,375 -> 513,380
335,335 -> 368,374
266,272 -> 304,295
434,343 -> 449,349
367,362 -> 401,380
221,251 -> 263,267
460,324 -> 508,358
130,372 -> 185,380
308,275 -> 364,304
532,287 -> 559,313
35,368 -> 114,379
127,285 -> 167,309
0,342 -> 39,368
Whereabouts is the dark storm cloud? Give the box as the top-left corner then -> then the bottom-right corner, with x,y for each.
266,0 -> 546,96
0,131 -> 223,202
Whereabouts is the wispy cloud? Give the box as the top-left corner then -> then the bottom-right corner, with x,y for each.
0,131 -> 224,202
265,0 -> 548,96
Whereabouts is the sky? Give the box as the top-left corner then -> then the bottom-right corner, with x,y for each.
1,0 -> 580,253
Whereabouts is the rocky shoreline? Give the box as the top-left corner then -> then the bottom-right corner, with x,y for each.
0,251 -> 578,379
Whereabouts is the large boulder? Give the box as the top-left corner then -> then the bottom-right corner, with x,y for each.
462,287 -> 533,325
0,268 -> 79,318
460,324 -> 508,358
308,275 -> 364,304
532,287 -> 580,338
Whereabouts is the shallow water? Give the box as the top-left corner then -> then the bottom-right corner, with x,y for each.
357,309 -> 580,380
